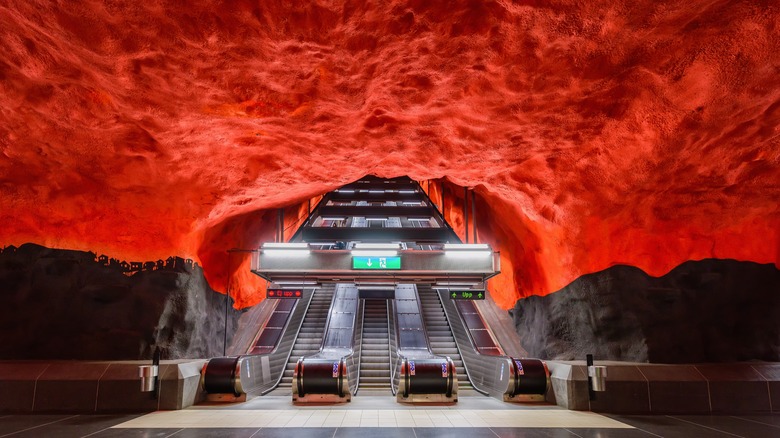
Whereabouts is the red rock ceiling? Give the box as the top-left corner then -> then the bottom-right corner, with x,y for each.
1,1 -> 779,309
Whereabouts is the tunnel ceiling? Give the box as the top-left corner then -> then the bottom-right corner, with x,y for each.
1,1 -> 779,308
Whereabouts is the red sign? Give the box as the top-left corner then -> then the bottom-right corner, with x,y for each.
267,289 -> 303,299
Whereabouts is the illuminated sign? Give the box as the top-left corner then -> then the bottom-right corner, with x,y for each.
352,256 -> 401,270
449,290 -> 485,300
267,289 -> 303,299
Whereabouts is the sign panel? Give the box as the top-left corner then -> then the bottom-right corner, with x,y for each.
449,290 -> 485,300
266,289 -> 303,299
352,256 -> 401,270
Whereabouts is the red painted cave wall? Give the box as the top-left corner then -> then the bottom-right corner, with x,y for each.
1,1 -> 778,309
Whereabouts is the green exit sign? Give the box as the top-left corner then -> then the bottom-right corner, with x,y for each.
450,290 -> 485,300
352,256 -> 401,270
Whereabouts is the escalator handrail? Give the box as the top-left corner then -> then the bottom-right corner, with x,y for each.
349,298 -> 364,395
389,299 -> 400,396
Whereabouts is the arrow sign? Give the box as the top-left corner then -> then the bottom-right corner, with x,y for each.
352,256 -> 401,270
449,290 -> 486,300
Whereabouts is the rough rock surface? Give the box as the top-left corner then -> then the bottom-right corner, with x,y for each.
512,259 -> 780,363
1,1 -> 778,309
0,243 -> 240,360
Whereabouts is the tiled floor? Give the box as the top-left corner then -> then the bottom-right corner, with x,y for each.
0,396 -> 778,437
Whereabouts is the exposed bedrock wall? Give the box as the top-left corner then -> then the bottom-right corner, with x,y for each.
512,259 -> 780,363
0,244 -> 240,360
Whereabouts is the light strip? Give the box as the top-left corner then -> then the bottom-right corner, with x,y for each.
445,251 -> 491,257
262,242 -> 309,248
337,189 -> 355,193
368,190 -> 385,194
444,243 -> 490,250
353,243 -> 401,249
351,250 -> 398,257
408,218 -> 431,221
433,282 -> 480,287
321,217 -> 346,221
399,190 -> 416,194
275,280 -> 317,285
263,249 -> 311,256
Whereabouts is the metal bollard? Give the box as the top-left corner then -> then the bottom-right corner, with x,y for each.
588,365 -> 607,392
139,365 -> 159,392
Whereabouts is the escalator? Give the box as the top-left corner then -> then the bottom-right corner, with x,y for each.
272,285 -> 335,394
357,299 -> 391,394
417,285 -> 474,394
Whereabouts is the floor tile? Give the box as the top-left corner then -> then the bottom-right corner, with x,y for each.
335,427 -> 415,437
669,415 -> 780,437
252,427 -> 338,437
88,429 -> 181,437
0,414 -> 77,435
414,427 -> 500,437
168,429 -> 259,438
5,415 -> 139,438
606,415 -> 739,438
491,428 -> 577,438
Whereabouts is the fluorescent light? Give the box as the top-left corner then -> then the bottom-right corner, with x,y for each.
337,189 -> 354,193
366,217 -> 388,221
276,280 -> 317,285
403,202 -> 422,205
445,251 -> 491,257
444,243 -> 490,250
262,243 -> 309,249
434,282 -> 479,287
358,286 -> 396,290
408,218 -> 431,221
368,190 -> 385,194
353,243 -> 401,249
263,249 -> 311,256
399,190 -> 416,194
351,250 -> 398,257
321,217 -> 346,221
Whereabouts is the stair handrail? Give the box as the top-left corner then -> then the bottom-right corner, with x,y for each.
348,298 -> 364,395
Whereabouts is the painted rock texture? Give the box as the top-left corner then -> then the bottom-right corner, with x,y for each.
1,1 -> 778,309
512,259 -> 780,362
0,244 -> 239,360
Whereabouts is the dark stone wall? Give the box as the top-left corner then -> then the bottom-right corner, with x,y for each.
0,243 -> 241,360
512,259 -> 780,363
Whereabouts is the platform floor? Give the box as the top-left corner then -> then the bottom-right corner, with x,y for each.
1,396 -> 779,437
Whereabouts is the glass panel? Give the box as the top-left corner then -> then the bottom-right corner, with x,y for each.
460,312 -> 484,327
470,329 -> 498,349
275,299 -> 296,312
266,312 -> 290,328
254,328 -> 283,350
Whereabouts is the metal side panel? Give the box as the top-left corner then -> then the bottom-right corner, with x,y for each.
432,286 -> 510,397
237,288 -> 315,395
227,296 -> 280,356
